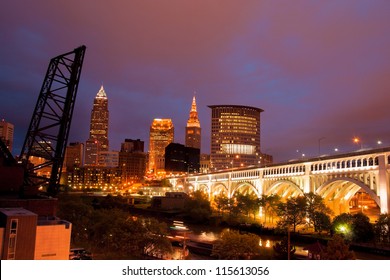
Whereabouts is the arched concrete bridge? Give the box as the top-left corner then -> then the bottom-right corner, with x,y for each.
168,147 -> 390,215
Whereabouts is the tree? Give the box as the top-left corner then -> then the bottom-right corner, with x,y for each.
262,194 -> 281,224
141,218 -> 173,258
312,211 -> 331,233
57,195 -> 94,244
375,214 -> 390,244
351,212 -> 374,243
100,194 -> 128,210
213,193 -> 230,216
320,235 -> 355,260
332,213 -> 354,240
332,212 -> 374,242
58,194 -> 173,259
88,210 -> 174,259
184,190 -> 212,223
273,236 -> 296,260
305,192 -> 332,231
276,196 -> 307,232
234,192 -> 259,220
212,230 -> 271,259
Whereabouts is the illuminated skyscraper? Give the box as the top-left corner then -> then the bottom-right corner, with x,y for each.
64,142 -> 84,172
148,119 -> 174,174
185,96 -> 201,150
209,105 -> 263,171
89,85 -> 109,151
85,86 -> 109,165
119,139 -> 147,183
0,119 -> 14,153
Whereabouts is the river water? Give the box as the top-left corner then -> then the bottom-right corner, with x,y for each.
179,223 -> 389,260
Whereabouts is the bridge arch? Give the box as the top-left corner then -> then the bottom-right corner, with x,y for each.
211,183 -> 228,197
231,181 -> 260,198
317,177 -> 380,206
316,177 -> 381,215
197,183 -> 209,194
185,183 -> 195,193
265,180 -> 304,199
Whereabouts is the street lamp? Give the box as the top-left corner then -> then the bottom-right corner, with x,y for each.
318,137 -> 326,156
231,155 -> 239,168
353,137 -> 362,149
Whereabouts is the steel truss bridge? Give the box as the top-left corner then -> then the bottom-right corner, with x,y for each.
168,147 -> 390,215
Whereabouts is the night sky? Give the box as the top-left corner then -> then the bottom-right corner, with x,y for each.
1,0 -> 389,163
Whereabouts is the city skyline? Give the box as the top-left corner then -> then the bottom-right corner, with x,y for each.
1,1 -> 390,163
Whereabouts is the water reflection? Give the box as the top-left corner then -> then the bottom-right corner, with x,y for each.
168,221 -> 387,260
259,238 -> 272,248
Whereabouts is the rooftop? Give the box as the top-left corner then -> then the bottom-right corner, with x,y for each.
0,207 -> 37,217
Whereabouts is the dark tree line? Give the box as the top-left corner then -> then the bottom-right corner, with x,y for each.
57,195 -> 172,259
211,191 -> 390,246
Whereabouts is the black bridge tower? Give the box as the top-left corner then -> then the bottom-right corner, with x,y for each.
19,46 -> 86,197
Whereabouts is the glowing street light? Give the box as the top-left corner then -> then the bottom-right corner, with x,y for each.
231,155 -> 240,168
353,137 -> 362,149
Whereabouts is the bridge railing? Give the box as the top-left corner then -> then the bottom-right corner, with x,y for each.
177,147 -> 390,183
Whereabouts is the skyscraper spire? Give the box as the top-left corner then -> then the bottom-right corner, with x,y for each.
96,85 -> 107,99
187,95 -> 200,128
185,95 -> 201,150
190,95 -> 197,113
85,86 -> 109,165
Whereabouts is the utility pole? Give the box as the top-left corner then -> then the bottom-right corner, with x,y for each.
287,226 -> 291,260
318,137 -> 326,157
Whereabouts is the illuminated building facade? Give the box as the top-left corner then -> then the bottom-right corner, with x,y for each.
66,166 -> 121,191
31,141 -> 52,159
64,142 -> 84,172
84,139 -> 98,166
200,154 -> 211,173
29,141 -> 53,178
119,139 -> 147,183
85,86 -> 109,165
164,143 -> 200,174
209,105 -> 263,171
148,119 -> 174,174
185,96 -> 201,150
0,208 -> 72,260
0,119 -> 14,153
98,151 -> 119,168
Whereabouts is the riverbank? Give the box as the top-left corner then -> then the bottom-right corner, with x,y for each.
127,206 -> 390,260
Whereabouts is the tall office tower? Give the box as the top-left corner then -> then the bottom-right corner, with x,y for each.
64,142 -> 84,172
62,142 -> 84,187
31,141 -> 53,159
200,153 -> 211,174
119,139 -> 147,183
85,86 -> 109,165
98,151 -> 119,168
0,119 -> 14,153
121,138 -> 144,153
84,139 -> 98,166
165,143 -> 200,174
148,119 -> 174,174
185,96 -> 201,150
208,105 -> 263,171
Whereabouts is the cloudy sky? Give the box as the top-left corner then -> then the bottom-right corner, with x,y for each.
1,0 -> 389,163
